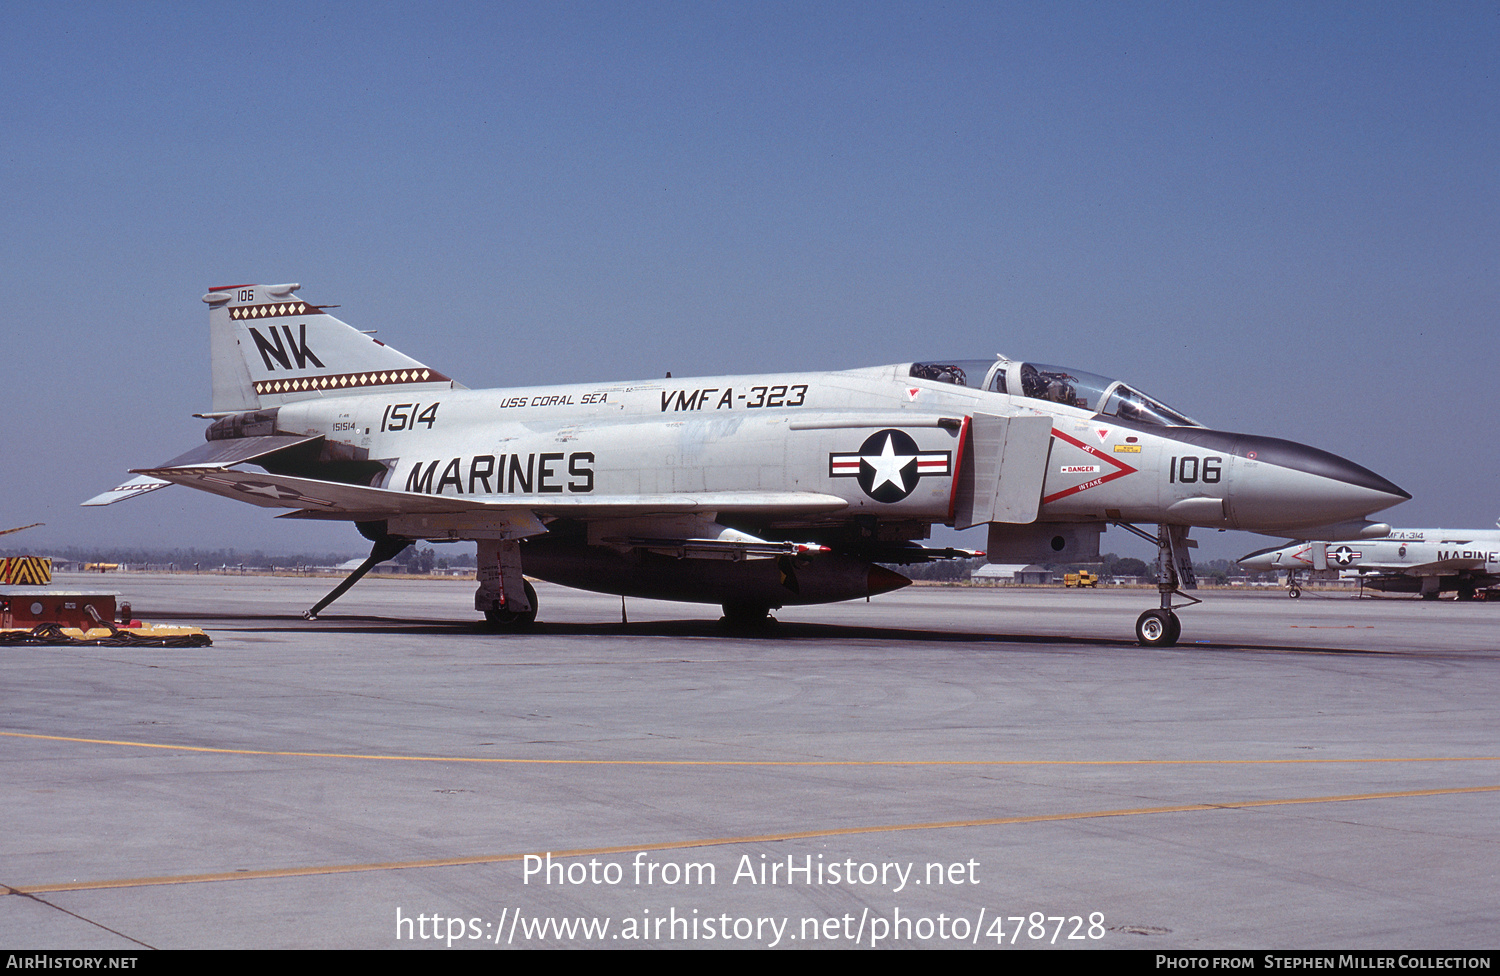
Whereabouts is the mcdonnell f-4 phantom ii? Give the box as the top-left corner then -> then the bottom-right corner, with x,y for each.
84,283 -> 1411,645
1239,524 -> 1500,600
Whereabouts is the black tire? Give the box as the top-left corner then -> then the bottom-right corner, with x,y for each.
720,602 -> 775,631
484,580 -> 538,631
1136,609 -> 1179,647
1289,586 -> 1301,599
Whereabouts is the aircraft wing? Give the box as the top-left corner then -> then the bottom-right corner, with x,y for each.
480,492 -> 847,517
1374,555 -> 1493,576
130,466 -> 849,521
131,465 -> 492,515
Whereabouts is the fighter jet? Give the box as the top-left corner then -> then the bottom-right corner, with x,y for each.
84,283 -> 1410,645
1239,524 -> 1500,600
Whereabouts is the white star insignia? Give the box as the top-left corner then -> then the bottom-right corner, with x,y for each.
865,433 -> 916,494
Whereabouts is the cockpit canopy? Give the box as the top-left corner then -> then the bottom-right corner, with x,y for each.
908,358 -> 1200,427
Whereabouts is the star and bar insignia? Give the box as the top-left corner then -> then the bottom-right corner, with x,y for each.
829,429 -> 951,503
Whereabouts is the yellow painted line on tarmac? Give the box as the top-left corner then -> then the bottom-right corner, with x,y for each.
3,731 -> 1498,766
7,783 -> 1498,895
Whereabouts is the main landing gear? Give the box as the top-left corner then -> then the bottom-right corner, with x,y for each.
476,538 -> 538,631
485,579 -> 538,630
1117,522 -> 1201,648
720,601 -> 777,631
300,525 -> 542,631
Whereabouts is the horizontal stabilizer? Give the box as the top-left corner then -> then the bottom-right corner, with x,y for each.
82,435 -> 322,507
81,475 -> 173,507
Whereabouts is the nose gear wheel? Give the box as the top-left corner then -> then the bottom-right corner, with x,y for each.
1135,608 -> 1181,647
1115,521 -> 1200,647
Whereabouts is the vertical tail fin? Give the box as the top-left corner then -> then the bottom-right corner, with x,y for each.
204,283 -> 461,413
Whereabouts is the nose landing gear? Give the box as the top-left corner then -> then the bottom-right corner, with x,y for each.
1118,522 -> 1201,647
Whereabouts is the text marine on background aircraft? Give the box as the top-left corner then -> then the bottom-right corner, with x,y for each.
84,284 -> 1410,646
1240,525 -> 1500,600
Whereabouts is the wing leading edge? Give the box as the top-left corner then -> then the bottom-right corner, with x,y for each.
131,465 -> 850,522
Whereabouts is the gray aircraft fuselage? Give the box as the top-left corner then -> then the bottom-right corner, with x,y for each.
260,364 -> 1405,537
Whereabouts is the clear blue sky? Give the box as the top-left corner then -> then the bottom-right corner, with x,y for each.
2,1 -> 1495,562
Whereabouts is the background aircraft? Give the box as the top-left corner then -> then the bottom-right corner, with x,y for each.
86,284 -> 1410,645
1239,525 -> 1500,600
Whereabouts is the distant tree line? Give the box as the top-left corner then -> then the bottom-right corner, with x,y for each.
896,556 -> 989,581
393,545 -> 476,571
890,553 -> 1267,584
